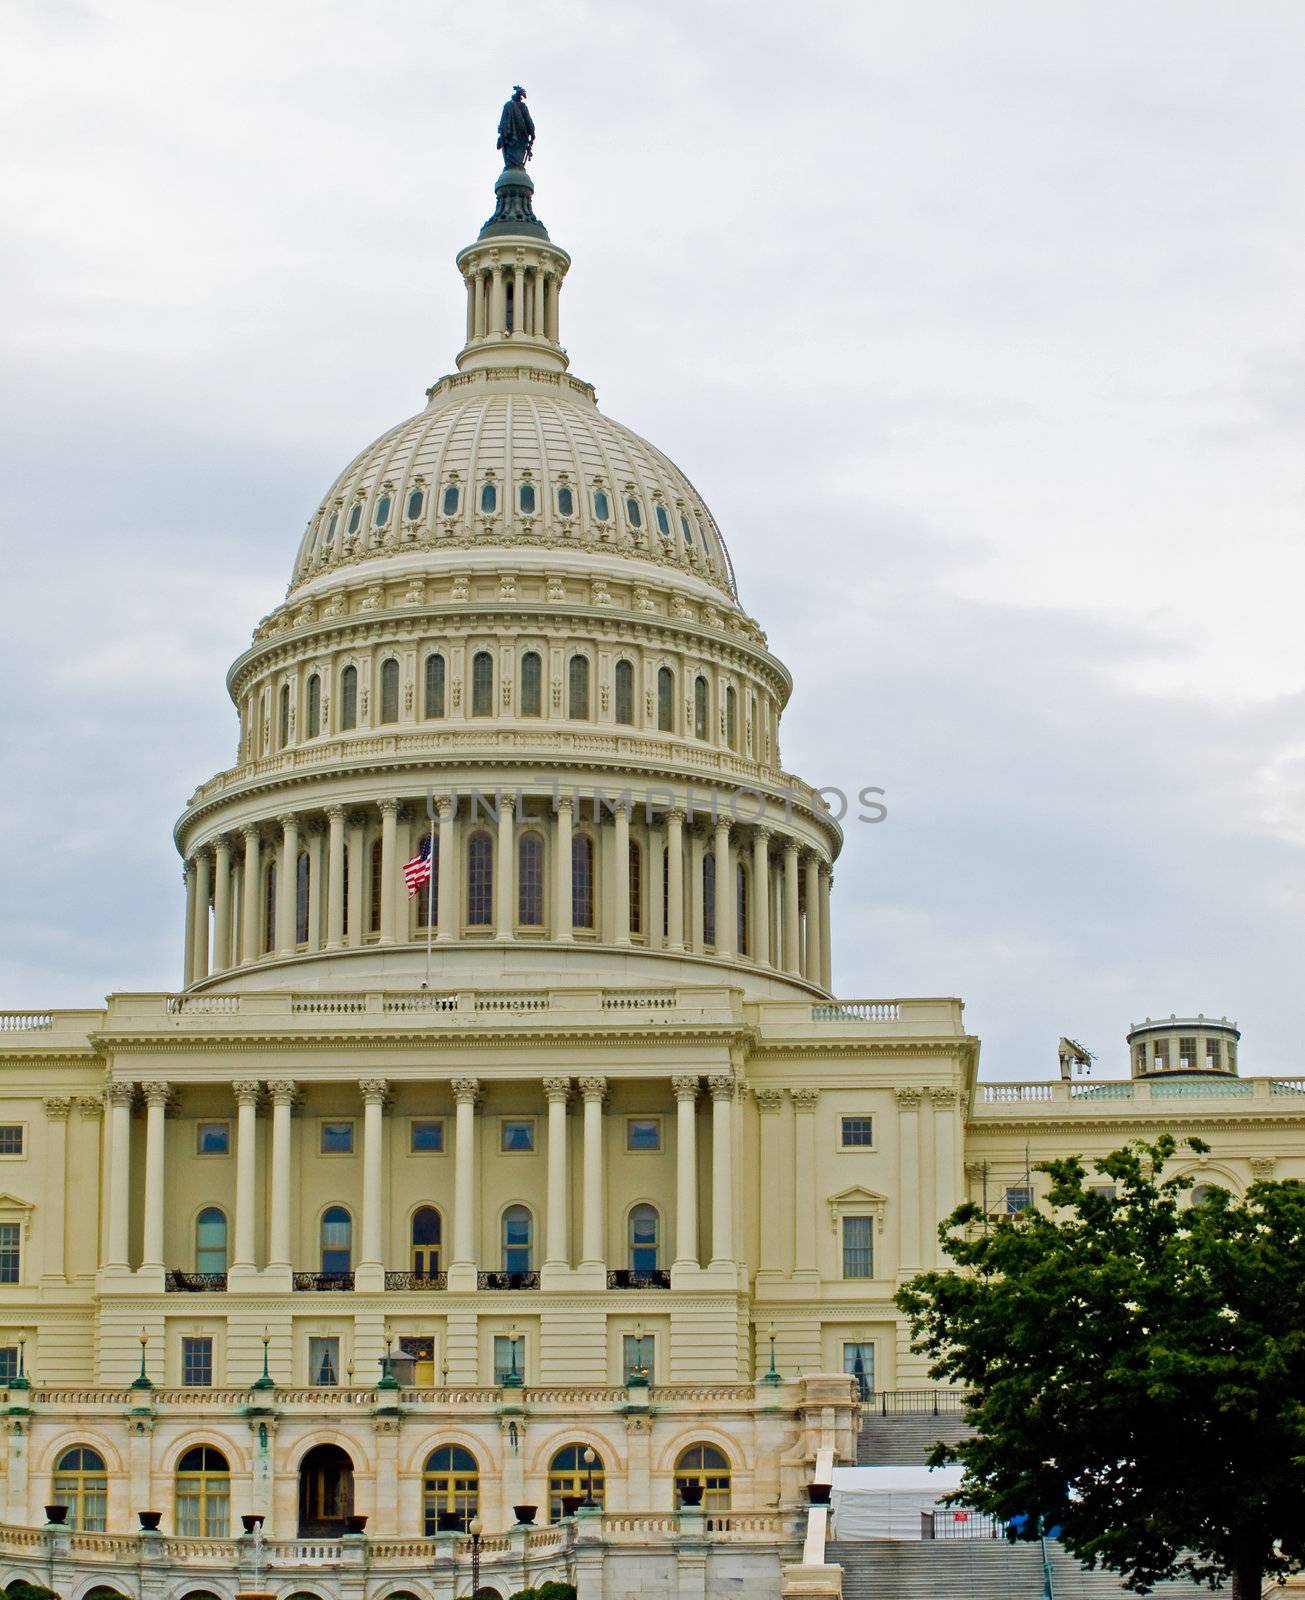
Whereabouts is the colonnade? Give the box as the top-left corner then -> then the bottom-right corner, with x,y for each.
182,796 -> 834,991
102,1074 -> 741,1283
464,256 -> 562,343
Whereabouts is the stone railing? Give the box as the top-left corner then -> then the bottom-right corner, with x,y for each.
0,1012 -> 53,1031
755,997 -> 967,1034
974,1077 -> 1305,1112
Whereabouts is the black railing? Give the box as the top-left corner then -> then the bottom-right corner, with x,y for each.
606,1269 -> 671,1289
477,1271 -> 540,1290
292,1271 -> 355,1291
868,1388 -> 972,1415
922,1509 -> 1006,1540
384,1271 -> 448,1291
164,1270 -> 228,1293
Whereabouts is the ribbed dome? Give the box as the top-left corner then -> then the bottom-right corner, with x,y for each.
289,369 -> 738,600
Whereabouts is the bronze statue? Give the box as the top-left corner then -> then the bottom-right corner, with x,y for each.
497,85 -> 535,169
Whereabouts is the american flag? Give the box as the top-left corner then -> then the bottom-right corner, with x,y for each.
403,835 -> 433,897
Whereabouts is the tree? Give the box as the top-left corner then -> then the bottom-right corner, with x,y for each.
896,1136 -> 1305,1599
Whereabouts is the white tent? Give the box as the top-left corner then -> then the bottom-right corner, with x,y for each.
830,1463 -> 967,1541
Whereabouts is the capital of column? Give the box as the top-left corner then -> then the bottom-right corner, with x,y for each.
783,838 -> 800,859
751,824 -> 773,845
451,1076 -> 480,1106
752,1087 -> 784,1113
43,1097 -> 73,1121
436,795 -> 454,818
360,1078 -> 389,1106
141,1081 -> 173,1109
895,1086 -> 923,1108
378,798 -> 399,818
276,811 -> 297,831
791,1086 -> 819,1113
268,1079 -> 298,1107
325,804 -> 345,824
667,807 -> 686,825
611,796 -> 631,817
104,1081 -> 135,1108
671,1074 -> 699,1103
78,1096 -> 104,1120
542,1076 -> 571,1104
232,1079 -> 262,1108
578,1075 -> 608,1103
707,1073 -> 737,1103
928,1086 -> 961,1106
240,823 -> 261,844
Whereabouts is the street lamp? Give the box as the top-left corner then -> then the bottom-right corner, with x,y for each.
582,1446 -> 597,1507
468,1514 -> 483,1596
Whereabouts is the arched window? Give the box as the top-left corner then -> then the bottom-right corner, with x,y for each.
625,496 -> 643,529
628,1203 -> 659,1274
299,1443 -> 353,1535
423,1446 -> 478,1534
518,832 -> 545,926
505,277 -> 515,332
278,683 -> 290,749
568,654 -> 590,720
736,860 -> 748,956
263,860 -> 277,954
380,659 -> 399,724
657,666 -> 675,732
557,485 -> 575,517
374,493 -> 392,528
442,484 -> 460,517
614,660 -> 634,725
306,673 -> 321,738
414,832 -> 439,928
340,665 -> 358,730
472,651 -> 494,716
703,853 -> 716,947
693,676 -> 709,740
411,1206 -> 442,1280
176,1446 -> 230,1537
1191,1183 -> 1228,1207
519,482 -> 536,515
593,488 -> 611,521
195,1207 -> 228,1274
295,851 -> 310,944
424,652 -> 446,719
629,839 -> 642,936
520,651 -> 542,717
675,1444 -> 730,1511
369,837 -> 383,935
655,504 -> 671,537
480,482 -> 498,515
52,1446 -> 107,1531
726,685 -> 738,750
320,1206 -> 352,1276
467,830 -> 494,926
502,1206 -> 533,1273
406,487 -> 425,520
572,833 -> 594,929
548,1444 -> 605,1521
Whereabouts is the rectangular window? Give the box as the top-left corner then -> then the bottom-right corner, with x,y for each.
410,1119 -> 445,1153
182,1336 -> 214,1387
493,1334 -> 524,1384
842,1216 -> 874,1279
626,1118 -> 661,1152
1179,1036 -> 1197,1070
308,1336 -> 340,1386
840,1116 -> 873,1148
623,1333 -> 655,1384
320,1121 -> 355,1154
1005,1186 -> 1033,1215
0,1225 -> 20,1285
0,1346 -> 18,1382
1205,1038 -> 1223,1070
0,1127 -> 23,1157
843,1341 -> 875,1398
1153,1041 -> 1169,1069
196,1122 -> 230,1156
1089,1184 -> 1117,1201
500,1119 -> 535,1153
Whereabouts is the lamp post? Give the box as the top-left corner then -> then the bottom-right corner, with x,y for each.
132,1327 -> 152,1390
582,1446 -> 597,1507
468,1513 -> 483,1596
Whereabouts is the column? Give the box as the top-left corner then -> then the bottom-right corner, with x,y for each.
490,265 -> 504,335
708,1075 -> 736,1265
533,268 -> 545,337
436,797 -> 456,942
451,1078 -> 480,1277
543,1077 -> 570,1269
897,1087 -> 921,1270
377,799 -> 398,945
192,849 -> 211,981
346,813 -> 365,947
464,274 -> 476,341
306,824 -> 324,952
359,1079 -> 388,1282
141,1082 -> 170,1270
792,1088 -> 818,1276
41,1099 -> 71,1282
818,863 -> 832,991
751,829 -> 771,967
803,853 -> 822,985
782,842 -> 801,977
240,826 -> 261,964
672,1076 -> 699,1270
753,1089 -> 784,1276
613,801 -> 631,945
105,1081 -> 134,1270
182,859 -> 196,986
212,836 -> 232,971
579,1077 -> 607,1269
474,272 -> 486,338
713,818 -> 733,958
326,806 -> 345,949
276,813 -> 298,955
554,797 -> 573,941
267,1081 -> 296,1271
392,807 -> 411,944
932,1088 -> 959,1269
233,1080 -> 261,1271
495,791 -> 515,941
666,810 -> 685,951
688,827 -> 706,951
512,260 -> 525,334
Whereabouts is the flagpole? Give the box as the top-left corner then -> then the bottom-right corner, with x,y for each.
423,788 -> 436,990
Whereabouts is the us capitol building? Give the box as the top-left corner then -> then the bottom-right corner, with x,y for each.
1,101 -> 1301,1600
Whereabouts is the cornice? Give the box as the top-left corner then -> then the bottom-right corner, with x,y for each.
746,1038 -> 980,1062
88,1024 -> 754,1056
967,1111 -> 1305,1134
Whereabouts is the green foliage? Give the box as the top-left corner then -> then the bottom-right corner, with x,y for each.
896,1136 -> 1305,1598
506,1584 -> 577,1600
6,1583 -> 58,1600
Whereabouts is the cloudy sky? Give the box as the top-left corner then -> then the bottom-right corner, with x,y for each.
3,0 -> 1303,1079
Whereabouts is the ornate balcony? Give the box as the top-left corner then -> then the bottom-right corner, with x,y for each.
477,1271 -> 540,1290
606,1269 -> 671,1289
164,1270 -> 229,1292
384,1271 -> 448,1291
292,1271 -> 355,1291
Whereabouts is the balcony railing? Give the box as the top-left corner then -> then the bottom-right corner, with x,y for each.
867,1387 -> 972,1415
606,1269 -> 672,1289
292,1271 -> 355,1291
384,1271 -> 448,1291
164,1270 -> 229,1293
477,1271 -> 540,1290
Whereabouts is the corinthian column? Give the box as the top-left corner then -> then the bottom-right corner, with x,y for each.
613,801 -> 631,945
554,797 -> 574,941
436,796 -> 456,941
325,806 -> 345,949
495,792 -> 515,941
141,1082 -> 171,1271
240,826 -> 261,964
713,818 -> 733,958
782,842 -> 801,977
267,1080 -> 296,1274
897,1087 -> 922,1271
212,836 -> 232,970
672,1075 -> 699,1273
104,1081 -> 134,1271
792,1087 -> 818,1278
751,828 -> 771,966
449,1077 -> 480,1289
578,1077 -> 607,1273
276,813 -> 298,955
708,1074 -> 736,1266
358,1078 -> 388,1287
803,853 -> 822,985
182,859 -> 196,986
232,1080 -> 261,1274
41,1098 -> 72,1283
542,1077 -> 571,1273
378,800 -> 398,946
819,863 -> 832,990
666,809 -> 685,951
192,849 -> 211,981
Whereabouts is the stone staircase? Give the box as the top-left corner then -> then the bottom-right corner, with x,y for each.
855,1412 -> 972,1465
828,1540 -> 1213,1599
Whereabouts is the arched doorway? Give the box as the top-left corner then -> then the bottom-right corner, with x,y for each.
298,1442 -> 354,1535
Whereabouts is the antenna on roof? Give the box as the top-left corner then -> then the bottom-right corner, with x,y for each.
1058,1037 -> 1095,1080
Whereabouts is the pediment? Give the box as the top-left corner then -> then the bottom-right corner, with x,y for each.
827,1184 -> 889,1232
